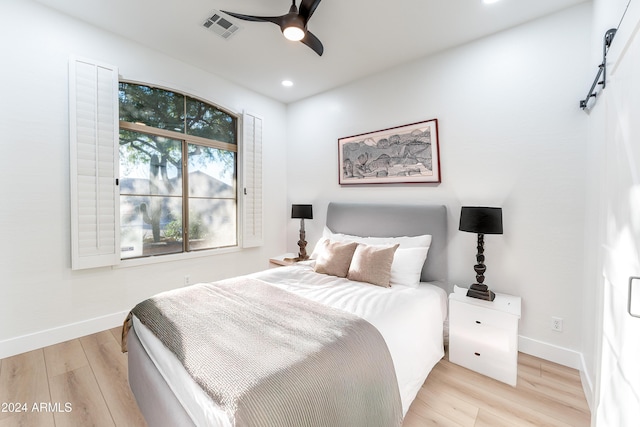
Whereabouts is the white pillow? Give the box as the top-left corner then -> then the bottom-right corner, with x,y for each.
311,227 -> 431,250
310,226 -> 335,260
389,246 -> 430,287
310,227 -> 431,287
357,234 -> 431,249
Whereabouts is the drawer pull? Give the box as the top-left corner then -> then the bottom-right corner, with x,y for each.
475,320 -> 482,324
474,352 -> 481,356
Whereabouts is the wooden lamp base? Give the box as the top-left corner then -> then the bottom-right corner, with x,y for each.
466,283 -> 496,301
466,233 -> 496,301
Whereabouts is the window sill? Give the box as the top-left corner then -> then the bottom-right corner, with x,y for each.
113,246 -> 241,269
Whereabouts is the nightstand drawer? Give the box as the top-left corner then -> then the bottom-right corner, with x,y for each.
449,318 -> 515,355
449,337 -> 518,384
451,332 -> 511,362
450,300 -> 518,332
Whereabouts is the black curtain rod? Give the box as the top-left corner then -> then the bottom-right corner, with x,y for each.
579,28 -> 617,110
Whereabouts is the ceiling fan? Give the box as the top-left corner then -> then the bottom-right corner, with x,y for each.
222,0 -> 324,56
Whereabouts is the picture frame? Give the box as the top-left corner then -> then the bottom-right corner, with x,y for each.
338,119 -> 440,185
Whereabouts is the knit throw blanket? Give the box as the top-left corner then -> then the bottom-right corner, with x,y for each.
122,277 -> 402,427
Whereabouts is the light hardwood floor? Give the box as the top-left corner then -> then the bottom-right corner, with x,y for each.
0,328 -> 590,426
403,352 -> 591,426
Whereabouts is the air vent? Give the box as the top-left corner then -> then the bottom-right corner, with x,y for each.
203,10 -> 240,40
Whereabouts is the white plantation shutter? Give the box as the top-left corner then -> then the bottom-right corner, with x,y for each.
242,112 -> 263,247
69,57 -> 120,269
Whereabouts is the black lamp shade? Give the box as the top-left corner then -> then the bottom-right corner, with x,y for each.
459,207 -> 503,235
291,204 -> 313,219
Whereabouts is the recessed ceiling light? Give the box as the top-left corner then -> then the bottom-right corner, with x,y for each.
281,80 -> 294,87
483,0 -> 501,4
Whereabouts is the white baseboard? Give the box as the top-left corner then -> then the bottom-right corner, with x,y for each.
519,335 -> 595,412
579,352 -> 595,412
518,335 -> 583,369
0,311 -> 129,360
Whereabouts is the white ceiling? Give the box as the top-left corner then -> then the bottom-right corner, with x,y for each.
35,0 -> 587,103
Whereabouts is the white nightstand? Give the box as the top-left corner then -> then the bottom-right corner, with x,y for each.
448,290 -> 521,386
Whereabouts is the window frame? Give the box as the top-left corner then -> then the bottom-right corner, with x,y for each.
118,80 -> 240,261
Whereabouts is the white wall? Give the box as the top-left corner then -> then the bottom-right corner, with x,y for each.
582,0 -> 636,414
286,4 -> 592,366
0,0 -> 288,357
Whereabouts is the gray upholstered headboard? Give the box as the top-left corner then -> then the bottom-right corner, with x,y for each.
326,202 -> 448,286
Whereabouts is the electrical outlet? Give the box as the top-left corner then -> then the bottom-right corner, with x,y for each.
552,316 -> 563,332
184,275 -> 191,287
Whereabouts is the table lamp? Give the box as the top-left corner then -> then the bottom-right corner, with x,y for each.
291,204 -> 313,261
459,206 -> 503,301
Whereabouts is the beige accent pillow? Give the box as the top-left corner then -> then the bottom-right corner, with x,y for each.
347,244 -> 400,287
314,240 -> 358,277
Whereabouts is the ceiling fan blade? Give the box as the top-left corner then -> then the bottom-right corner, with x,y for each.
222,11 -> 285,27
299,0 -> 322,21
301,31 -> 324,56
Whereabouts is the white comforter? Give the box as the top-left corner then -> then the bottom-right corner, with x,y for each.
132,264 -> 447,426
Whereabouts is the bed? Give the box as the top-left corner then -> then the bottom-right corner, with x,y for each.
125,202 -> 449,427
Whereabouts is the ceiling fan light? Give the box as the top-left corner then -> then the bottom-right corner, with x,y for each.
283,25 -> 305,41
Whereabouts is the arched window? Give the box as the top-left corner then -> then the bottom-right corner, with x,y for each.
118,82 -> 238,258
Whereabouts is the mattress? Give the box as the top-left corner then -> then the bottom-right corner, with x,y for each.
131,263 -> 447,426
